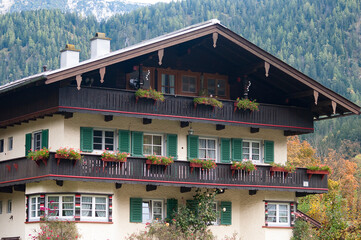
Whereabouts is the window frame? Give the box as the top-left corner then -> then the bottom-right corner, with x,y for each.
33,131 -> 42,151
198,137 -> 217,162
142,199 -> 164,223
80,195 -> 108,222
211,202 -> 220,225
143,133 -> 164,156
46,194 -> 75,220
266,203 -> 290,227
93,128 -> 116,152
181,75 -> 198,94
242,140 -> 262,164
7,199 -> 12,213
160,73 -> 175,94
29,195 -> 41,221
0,200 -> 2,214
203,74 -> 229,99
8,137 -> 13,151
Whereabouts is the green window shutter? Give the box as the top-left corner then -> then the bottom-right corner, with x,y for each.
167,134 -> 178,160
41,129 -> 49,149
166,198 -> 178,220
220,201 -> 232,225
187,135 -> 199,160
130,198 -> 142,223
264,140 -> 274,163
118,130 -> 130,153
232,138 -> 243,161
131,132 -> 143,157
221,138 -> 231,163
25,133 -> 32,156
80,127 -> 93,152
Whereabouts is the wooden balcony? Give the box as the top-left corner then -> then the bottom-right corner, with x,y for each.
0,154 -> 327,194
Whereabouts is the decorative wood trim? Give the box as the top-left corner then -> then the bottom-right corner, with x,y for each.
313,90 -> 319,105
264,62 -> 270,77
158,49 -> 164,65
212,32 -> 218,48
332,101 -> 337,114
76,75 -> 82,90
99,67 -> 106,83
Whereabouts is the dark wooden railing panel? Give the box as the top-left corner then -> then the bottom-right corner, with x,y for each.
0,154 -> 327,193
59,87 -> 313,131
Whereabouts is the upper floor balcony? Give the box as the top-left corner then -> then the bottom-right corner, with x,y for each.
0,153 -> 328,194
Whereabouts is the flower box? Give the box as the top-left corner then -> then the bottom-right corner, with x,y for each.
55,154 -> 78,166
101,157 -> 127,171
193,97 -> 223,110
135,88 -> 165,103
145,156 -> 174,170
190,163 -> 202,174
146,159 -> 169,170
270,167 -> 289,178
34,156 -> 48,166
306,170 -> 329,180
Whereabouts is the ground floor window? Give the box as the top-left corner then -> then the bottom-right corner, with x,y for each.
266,203 -> 290,226
29,196 -> 41,220
81,195 -> 108,221
47,195 -> 75,219
142,199 -> 163,222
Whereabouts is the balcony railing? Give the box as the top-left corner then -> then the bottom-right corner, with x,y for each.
58,86 -> 314,133
0,154 -> 327,193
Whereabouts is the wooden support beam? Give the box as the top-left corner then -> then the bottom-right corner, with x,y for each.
104,115 -> 113,122
180,121 -> 189,128
180,187 -> 191,193
115,183 -> 122,189
284,130 -> 303,136
250,127 -> 259,133
296,192 -> 310,197
216,189 -> 225,194
143,118 -> 152,125
286,90 -> 313,99
216,124 -> 225,131
146,185 -> 157,192
56,180 -> 63,187
0,186 -> 13,193
14,184 -> 25,192
62,112 -> 73,119
249,190 -> 257,195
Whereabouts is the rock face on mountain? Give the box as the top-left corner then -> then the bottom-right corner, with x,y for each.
0,0 -> 148,20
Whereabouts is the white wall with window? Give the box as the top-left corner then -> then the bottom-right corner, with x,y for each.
93,129 -> 115,151
242,140 -> 261,163
81,195 -> 108,221
46,195 -> 75,219
198,137 -> 217,161
266,203 -> 290,227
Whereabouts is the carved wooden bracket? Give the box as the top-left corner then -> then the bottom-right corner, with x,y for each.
212,32 -> 218,48
313,90 -> 319,105
158,49 -> 164,65
76,75 -> 82,90
99,67 -> 106,83
332,101 -> 337,114
264,62 -> 270,77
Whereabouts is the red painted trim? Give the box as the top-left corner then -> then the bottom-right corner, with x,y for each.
59,106 -> 314,131
1,174 -> 328,191
262,226 -> 294,229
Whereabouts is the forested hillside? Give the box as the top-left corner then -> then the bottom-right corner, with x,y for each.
0,0 -> 360,154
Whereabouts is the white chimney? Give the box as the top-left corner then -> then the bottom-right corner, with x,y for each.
60,44 -> 80,68
90,32 -> 111,59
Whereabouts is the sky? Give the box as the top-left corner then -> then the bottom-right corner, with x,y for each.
126,0 -> 173,3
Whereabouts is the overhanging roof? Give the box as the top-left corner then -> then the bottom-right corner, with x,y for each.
1,19 -> 359,118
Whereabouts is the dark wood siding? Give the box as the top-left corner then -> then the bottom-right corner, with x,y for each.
0,154 -> 327,193
59,86 -> 314,132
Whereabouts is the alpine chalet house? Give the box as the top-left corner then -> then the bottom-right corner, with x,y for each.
0,20 -> 359,240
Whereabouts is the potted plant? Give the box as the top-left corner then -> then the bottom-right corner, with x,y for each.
306,164 -> 331,180
146,155 -> 174,170
55,147 -> 82,166
231,160 -> 257,176
135,88 -> 165,103
101,150 -> 129,170
270,162 -> 296,177
234,98 -> 259,112
189,159 -> 217,173
27,147 -> 50,166
193,97 -> 223,109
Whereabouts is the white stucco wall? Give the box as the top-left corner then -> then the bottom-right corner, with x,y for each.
0,191 -> 26,239
0,115 -> 65,161
20,181 -> 295,240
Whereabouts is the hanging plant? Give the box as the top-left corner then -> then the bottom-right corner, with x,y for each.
135,88 -> 165,102
193,97 -> 223,109
231,160 -> 257,172
234,98 -> 259,112
27,147 -> 50,166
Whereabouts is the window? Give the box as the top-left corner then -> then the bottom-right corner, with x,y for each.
143,134 -> 163,156
242,140 -> 261,163
182,75 -> 197,93
29,196 -> 41,220
0,201 -> 2,214
161,74 -> 175,94
207,79 -> 226,97
8,137 -> 13,151
142,199 -> 163,222
33,131 -> 42,151
266,203 -> 290,226
0,139 -> 4,152
93,129 -> 115,151
7,199 -> 12,213
199,138 -> 216,161
46,195 -> 74,219
211,202 -> 219,225
81,196 -> 108,221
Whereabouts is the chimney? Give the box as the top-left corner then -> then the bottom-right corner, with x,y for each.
60,44 -> 80,68
90,32 -> 111,59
